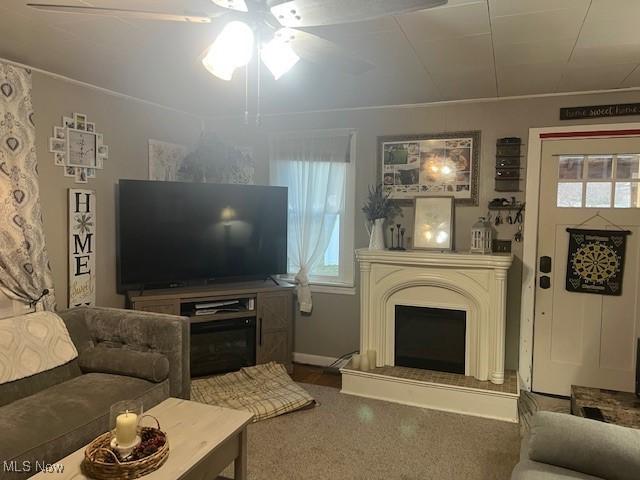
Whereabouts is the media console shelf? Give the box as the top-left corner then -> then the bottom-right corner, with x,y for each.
127,281 -> 294,374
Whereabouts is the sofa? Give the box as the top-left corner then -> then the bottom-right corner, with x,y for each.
0,306 -> 190,479
512,411 -> 640,480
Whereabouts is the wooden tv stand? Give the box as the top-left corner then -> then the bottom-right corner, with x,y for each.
127,280 -> 294,373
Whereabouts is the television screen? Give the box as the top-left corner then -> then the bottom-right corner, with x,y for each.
117,180 -> 287,292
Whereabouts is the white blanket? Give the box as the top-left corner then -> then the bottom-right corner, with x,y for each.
0,311 -> 78,384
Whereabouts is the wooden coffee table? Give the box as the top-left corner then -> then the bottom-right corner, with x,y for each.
571,385 -> 640,429
30,397 -> 253,480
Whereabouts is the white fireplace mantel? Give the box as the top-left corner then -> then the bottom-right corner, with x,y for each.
356,248 -> 513,384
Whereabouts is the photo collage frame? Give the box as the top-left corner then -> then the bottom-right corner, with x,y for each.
378,131 -> 480,206
49,113 -> 109,184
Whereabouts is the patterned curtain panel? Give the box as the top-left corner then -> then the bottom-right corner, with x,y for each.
0,62 -> 56,311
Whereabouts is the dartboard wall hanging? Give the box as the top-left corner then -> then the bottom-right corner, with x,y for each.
565,228 -> 631,296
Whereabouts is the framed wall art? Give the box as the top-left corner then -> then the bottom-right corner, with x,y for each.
378,130 -> 480,205
412,196 -> 455,251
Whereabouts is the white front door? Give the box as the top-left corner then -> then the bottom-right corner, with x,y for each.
533,137 -> 640,396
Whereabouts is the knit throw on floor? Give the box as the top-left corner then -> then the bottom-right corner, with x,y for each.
191,362 -> 315,422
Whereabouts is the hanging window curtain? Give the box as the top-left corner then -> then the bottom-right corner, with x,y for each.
270,130 -> 351,312
0,62 -> 56,311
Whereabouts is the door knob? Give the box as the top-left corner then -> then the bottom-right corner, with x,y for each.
540,276 -> 551,289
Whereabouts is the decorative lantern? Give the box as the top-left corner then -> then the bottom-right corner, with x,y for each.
471,217 -> 493,254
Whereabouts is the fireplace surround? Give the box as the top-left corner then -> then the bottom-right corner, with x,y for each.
341,248 -> 519,422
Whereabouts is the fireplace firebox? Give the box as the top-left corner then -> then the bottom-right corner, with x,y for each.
394,305 -> 466,374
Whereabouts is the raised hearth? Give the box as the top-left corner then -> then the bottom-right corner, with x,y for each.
341,249 -> 518,422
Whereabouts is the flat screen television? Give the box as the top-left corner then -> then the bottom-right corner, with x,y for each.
117,180 -> 287,292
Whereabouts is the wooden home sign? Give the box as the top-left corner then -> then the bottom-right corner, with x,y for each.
560,103 -> 640,120
69,189 -> 96,307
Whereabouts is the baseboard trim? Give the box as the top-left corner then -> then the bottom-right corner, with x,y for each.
293,352 -> 340,367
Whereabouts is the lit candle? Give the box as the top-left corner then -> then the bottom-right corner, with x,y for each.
115,410 -> 138,446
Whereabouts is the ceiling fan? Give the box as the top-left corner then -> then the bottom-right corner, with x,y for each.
27,0 -> 448,81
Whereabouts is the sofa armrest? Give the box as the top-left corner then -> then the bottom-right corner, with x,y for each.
57,306 -> 190,399
528,411 -> 640,480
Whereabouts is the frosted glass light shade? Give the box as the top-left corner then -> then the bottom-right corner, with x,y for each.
261,35 -> 300,80
202,21 -> 254,81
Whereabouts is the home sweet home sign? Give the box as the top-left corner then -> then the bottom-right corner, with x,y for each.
68,189 -> 96,307
560,103 -> 640,120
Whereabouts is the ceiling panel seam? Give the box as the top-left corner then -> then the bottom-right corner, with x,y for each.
485,0 -> 499,96
565,0 -> 593,69
620,64 -> 640,87
392,16 -> 443,98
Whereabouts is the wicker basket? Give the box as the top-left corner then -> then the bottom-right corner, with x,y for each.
82,416 -> 169,480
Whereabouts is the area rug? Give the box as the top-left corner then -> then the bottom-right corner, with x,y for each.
191,362 -> 315,422
222,383 -> 521,480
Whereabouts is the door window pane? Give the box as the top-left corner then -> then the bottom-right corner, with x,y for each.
614,182 -> 640,208
585,182 -> 612,207
616,155 -> 640,180
586,156 -> 613,179
557,182 -> 583,207
558,156 -> 584,179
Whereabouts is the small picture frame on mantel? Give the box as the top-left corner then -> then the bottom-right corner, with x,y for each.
412,196 -> 455,251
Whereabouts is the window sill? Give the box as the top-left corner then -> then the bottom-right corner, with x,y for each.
309,283 -> 356,295
278,276 -> 356,295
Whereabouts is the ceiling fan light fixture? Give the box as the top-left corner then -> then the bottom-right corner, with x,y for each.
201,21 -> 254,81
202,52 -> 235,81
261,35 -> 300,80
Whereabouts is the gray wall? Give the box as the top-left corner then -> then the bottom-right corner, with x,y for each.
206,90 -> 640,370
26,68 -> 640,371
32,72 -> 202,309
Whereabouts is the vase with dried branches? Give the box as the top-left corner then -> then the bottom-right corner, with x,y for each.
362,184 -> 401,250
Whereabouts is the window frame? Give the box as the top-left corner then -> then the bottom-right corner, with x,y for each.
270,129 -> 356,294
556,153 -> 640,209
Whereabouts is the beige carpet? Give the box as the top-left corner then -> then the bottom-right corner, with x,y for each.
223,383 -> 520,480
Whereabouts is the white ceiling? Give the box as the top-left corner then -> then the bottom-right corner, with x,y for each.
2,0 -> 640,116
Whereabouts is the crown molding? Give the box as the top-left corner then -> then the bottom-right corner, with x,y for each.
0,56 -> 205,126
3,55 -> 640,125
206,86 -> 640,122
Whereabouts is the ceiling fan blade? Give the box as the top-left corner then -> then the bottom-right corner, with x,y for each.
286,29 -> 374,75
270,0 -> 448,27
210,0 -> 248,13
26,4 -> 217,23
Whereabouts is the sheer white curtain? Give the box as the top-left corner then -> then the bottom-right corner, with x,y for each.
270,131 -> 351,312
